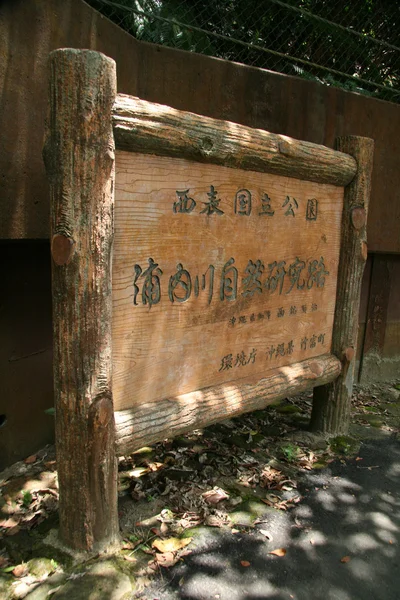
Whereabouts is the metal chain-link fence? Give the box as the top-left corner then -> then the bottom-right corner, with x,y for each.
88,0 -> 400,103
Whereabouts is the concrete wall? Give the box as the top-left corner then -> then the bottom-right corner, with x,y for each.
1,0 -> 399,468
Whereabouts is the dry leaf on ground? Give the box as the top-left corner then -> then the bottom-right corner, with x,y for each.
155,552 -> 179,568
269,548 -> 287,557
152,536 -> 192,553
340,555 -> 351,563
12,564 -> 28,578
202,487 -> 230,505
240,560 -> 251,567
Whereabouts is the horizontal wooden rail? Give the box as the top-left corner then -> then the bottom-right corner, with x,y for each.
112,94 -> 357,187
114,353 -> 341,456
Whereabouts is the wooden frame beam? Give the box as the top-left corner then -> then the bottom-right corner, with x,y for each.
115,354 -> 341,456
113,94 -> 357,186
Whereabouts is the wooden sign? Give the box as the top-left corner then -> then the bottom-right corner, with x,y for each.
113,153 -> 343,410
44,49 -> 373,552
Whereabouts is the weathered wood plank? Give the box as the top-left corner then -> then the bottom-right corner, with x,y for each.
112,94 -> 357,187
43,49 -> 119,552
113,151 -> 344,412
311,136 -> 374,434
115,354 -> 341,456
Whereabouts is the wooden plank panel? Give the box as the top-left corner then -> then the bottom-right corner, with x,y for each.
113,151 -> 344,411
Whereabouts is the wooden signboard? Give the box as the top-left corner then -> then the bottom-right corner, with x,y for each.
113,153 -> 342,407
44,49 -> 373,552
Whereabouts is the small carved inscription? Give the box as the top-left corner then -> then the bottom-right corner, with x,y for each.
219,331 -> 327,372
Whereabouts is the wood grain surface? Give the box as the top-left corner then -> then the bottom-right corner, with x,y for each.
113,151 -> 344,411
114,354 -> 341,455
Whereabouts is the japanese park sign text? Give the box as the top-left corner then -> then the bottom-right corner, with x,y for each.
112,152 -> 344,411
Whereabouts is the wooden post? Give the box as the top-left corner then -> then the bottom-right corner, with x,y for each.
43,49 -> 119,551
311,136 -> 374,434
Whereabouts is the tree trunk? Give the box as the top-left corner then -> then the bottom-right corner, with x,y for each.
43,49 -> 119,552
311,136 -> 374,434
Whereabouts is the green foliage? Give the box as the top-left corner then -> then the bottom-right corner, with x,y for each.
22,490 -> 33,507
87,0 -> 400,101
279,442 -> 300,462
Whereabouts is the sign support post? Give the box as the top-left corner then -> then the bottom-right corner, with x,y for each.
311,136 -> 374,433
44,49 -> 119,552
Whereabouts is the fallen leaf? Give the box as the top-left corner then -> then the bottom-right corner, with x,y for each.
24,455 -> 37,465
269,548 -> 287,557
340,556 -> 351,563
155,551 -> 179,568
6,525 -> 21,536
12,564 -> 28,578
0,517 -> 21,529
205,515 -> 225,527
152,536 -> 192,553
240,560 -> 251,567
129,467 -> 150,478
123,555 -> 137,563
202,487 -> 229,505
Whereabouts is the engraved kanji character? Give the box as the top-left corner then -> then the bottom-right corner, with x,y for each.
168,263 -> 192,303
267,346 -> 276,360
287,340 -> 294,355
173,189 -> 196,213
257,312 -> 265,320
301,337 -> 308,351
250,313 -> 256,322
306,198 -> 318,221
277,307 -> 285,318
219,354 -> 233,371
265,310 -> 271,320
133,257 -> 163,307
286,257 -> 306,294
247,348 -> 257,364
265,260 -> 286,295
220,257 -> 238,301
310,334 -> 317,348
229,316 -> 236,327
318,333 -> 325,345
200,185 -> 224,215
259,193 -> 275,216
235,351 -> 247,367
301,305 -> 307,313
200,265 -> 215,305
282,196 -> 298,217
307,257 -> 329,289
276,343 -> 285,357
242,259 -> 264,297
239,315 -> 247,324
290,305 -> 297,315
311,303 -> 318,311
235,189 -> 252,216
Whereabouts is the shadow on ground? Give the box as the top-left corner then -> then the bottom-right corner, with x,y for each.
144,437 -> 400,600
